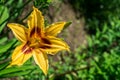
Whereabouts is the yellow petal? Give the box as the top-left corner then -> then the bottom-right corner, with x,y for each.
41,36 -> 70,55
7,23 -> 27,42
27,7 -> 44,34
45,22 -> 66,36
10,44 -> 32,66
33,49 -> 48,75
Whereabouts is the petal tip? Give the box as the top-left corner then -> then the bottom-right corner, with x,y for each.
66,47 -> 70,52
32,6 -> 39,11
7,23 -> 12,28
32,6 -> 36,9
43,71 -> 48,76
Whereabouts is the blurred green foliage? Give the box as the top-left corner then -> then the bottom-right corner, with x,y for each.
84,17 -> 120,79
69,0 -> 120,34
1,0 -> 120,80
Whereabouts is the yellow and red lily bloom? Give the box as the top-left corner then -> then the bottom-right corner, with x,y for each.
7,7 -> 69,75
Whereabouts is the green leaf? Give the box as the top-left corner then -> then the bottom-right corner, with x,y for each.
0,37 -> 7,44
0,65 -> 35,76
64,21 -> 72,29
102,23 -> 108,33
2,70 -> 31,78
66,74 -> 72,80
0,5 -> 9,33
0,62 -> 9,70
87,36 -> 93,47
47,0 -> 52,3
96,28 -> 100,38
0,38 -> 16,54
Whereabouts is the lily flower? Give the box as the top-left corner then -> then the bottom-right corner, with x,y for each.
7,7 -> 69,75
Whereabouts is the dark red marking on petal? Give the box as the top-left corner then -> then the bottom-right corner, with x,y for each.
22,42 -> 33,54
22,44 -> 27,52
36,27 -> 41,36
24,48 -> 33,54
30,27 -> 35,37
30,27 -> 41,37
40,45 -> 51,49
42,38 -> 51,44
22,41 -> 30,51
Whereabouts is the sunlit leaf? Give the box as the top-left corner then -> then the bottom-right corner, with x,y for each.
0,37 -> 7,44
0,38 -> 16,54
0,65 -> 35,76
0,5 -> 9,33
